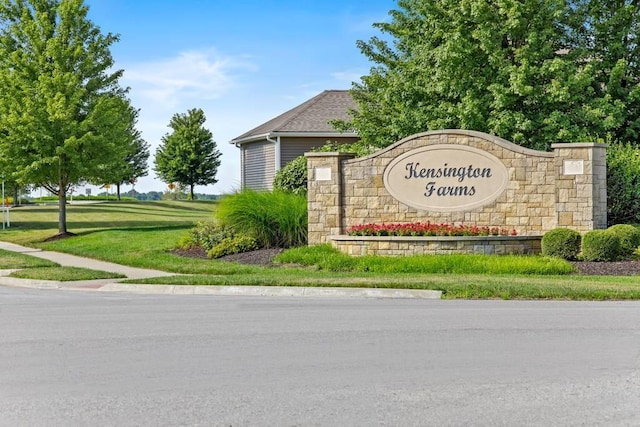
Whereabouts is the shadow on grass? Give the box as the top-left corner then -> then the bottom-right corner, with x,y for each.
19,206 -> 211,216
144,201 -> 218,211
9,221 -> 195,232
72,224 -> 192,237
13,200 -> 216,214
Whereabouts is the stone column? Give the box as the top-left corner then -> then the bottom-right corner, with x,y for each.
306,152 -> 356,245
551,143 -> 607,232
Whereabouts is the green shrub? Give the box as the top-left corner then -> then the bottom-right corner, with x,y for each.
273,156 -> 308,195
541,228 -> 582,260
188,221 -> 233,251
606,224 -> 640,258
581,230 -> 621,262
273,141 -> 375,196
207,235 -> 258,259
176,221 -> 234,251
175,233 -> 197,250
607,142 -> 640,225
216,190 -> 307,248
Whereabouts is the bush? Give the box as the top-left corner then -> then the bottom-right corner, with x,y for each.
187,221 -> 233,251
273,141 -> 376,195
175,233 -> 197,250
207,235 -> 258,259
273,156 -> 308,195
606,224 -> 640,258
216,190 -> 307,248
581,230 -> 621,262
607,142 -> 640,225
541,228 -> 582,260
178,220 -> 261,258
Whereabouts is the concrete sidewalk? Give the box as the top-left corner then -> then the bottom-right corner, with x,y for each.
0,241 -> 173,279
0,241 -> 442,299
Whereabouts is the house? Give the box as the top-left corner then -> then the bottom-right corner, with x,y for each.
230,90 -> 359,190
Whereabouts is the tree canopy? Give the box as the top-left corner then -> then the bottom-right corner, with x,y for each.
0,0 -> 132,234
154,108 -> 222,200
335,0 -> 640,151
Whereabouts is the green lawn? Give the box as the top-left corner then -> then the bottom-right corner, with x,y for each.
0,248 -> 126,281
2,200 -> 216,245
9,266 -> 125,281
0,249 -> 58,269
2,200 -> 640,300
126,273 -> 640,300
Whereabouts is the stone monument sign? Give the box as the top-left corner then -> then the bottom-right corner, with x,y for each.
306,129 -> 607,255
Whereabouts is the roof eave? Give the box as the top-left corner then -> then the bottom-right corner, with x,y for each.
230,132 -> 273,146
231,131 -> 359,146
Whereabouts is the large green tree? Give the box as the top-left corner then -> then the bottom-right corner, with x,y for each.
572,0 -> 640,143
154,108 -> 222,200
0,0 -> 130,235
336,0 -> 639,151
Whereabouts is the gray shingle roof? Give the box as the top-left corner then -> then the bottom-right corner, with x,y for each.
231,90 -> 356,144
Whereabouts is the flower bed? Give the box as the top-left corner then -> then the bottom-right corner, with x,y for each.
347,222 -> 516,237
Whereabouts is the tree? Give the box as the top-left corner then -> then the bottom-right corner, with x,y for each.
116,133 -> 150,200
335,0 -> 639,151
571,0 -> 640,143
93,101 -> 150,200
0,128 -> 25,205
154,108 -> 222,200
0,0 -> 130,235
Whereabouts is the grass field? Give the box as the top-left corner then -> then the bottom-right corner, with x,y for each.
1,200 -> 640,299
1,200 -> 215,245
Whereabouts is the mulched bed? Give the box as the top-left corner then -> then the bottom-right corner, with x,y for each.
217,248 -> 284,267
44,231 -> 77,242
171,247 -> 209,260
171,247 -> 284,267
570,260 -> 640,276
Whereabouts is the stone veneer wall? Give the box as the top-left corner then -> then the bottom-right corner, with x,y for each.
330,236 -> 542,256
306,130 -> 607,248
553,143 -> 608,230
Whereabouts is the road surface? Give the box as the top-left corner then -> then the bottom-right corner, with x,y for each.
1,286 -> 639,426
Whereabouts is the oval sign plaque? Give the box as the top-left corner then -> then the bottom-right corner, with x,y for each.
383,144 -> 509,212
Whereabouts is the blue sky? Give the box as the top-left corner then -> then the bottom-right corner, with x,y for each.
82,0 -> 396,195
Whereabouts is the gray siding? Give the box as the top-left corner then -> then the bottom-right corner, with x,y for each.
243,141 -> 276,190
279,137 -> 359,168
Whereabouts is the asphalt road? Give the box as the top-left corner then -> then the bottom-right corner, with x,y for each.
1,286 -> 639,426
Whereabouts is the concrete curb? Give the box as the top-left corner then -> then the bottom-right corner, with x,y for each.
0,276 -> 442,299
97,283 -> 443,299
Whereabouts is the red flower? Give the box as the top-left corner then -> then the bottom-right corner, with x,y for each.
346,222 -> 517,237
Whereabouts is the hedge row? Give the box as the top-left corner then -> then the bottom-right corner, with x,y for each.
542,225 -> 640,262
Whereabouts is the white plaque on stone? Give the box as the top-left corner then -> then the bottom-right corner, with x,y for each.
315,167 -> 332,181
563,160 -> 584,175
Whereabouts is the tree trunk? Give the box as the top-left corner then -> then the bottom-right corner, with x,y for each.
57,157 -> 68,234
12,186 -> 18,207
190,184 -> 195,200
58,188 -> 67,234
116,183 -> 121,201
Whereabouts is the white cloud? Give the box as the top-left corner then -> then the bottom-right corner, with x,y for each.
331,69 -> 364,85
110,48 -> 263,195
122,49 -> 258,108
115,49 -> 368,195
